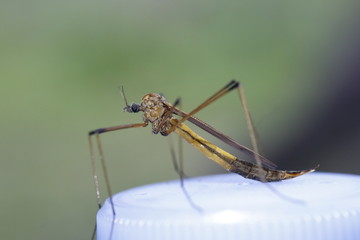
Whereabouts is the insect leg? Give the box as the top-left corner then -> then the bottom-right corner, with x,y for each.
89,123 -> 147,209
167,135 -> 184,178
158,97 -> 185,178
88,122 -> 147,240
175,97 -> 185,184
165,98 -> 202,211
166,80 -> 239,134
235,83 -> 267,181
168,80 -> 276,168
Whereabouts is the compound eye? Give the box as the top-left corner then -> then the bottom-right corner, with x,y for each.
131,103 -> 140,112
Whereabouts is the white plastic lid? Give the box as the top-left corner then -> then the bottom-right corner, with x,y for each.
97,172 -> 360,240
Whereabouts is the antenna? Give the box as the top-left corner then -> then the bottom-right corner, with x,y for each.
119,86 -> 132,112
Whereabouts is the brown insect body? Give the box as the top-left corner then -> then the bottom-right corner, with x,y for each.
140,93 -> 172,135
88,81 -> 318,240
137,93 -> 315,182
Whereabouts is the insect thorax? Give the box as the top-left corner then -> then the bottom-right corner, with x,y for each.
141,93 -> 173,135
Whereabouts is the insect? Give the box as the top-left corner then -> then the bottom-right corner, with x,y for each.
88,80 -> 317,239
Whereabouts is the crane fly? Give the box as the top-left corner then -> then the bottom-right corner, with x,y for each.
88,80 -> 317,239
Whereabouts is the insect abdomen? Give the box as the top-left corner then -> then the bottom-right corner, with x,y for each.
173,119 -> 316,182
229,159 -> 316,182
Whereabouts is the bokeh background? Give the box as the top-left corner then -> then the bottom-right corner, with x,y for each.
1,0 -> 360,239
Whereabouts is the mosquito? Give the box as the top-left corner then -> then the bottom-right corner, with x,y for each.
88,80 -> 317,239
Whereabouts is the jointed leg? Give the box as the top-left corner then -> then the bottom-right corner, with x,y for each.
166,80 -> 270,173
160,97 -> 186,181
175,98 -> 185,185
166,80 -> 262,158
164,98 -> 202,211
237,84 -> 263,176
88,122 -> 147,240
166,80 -> 239,134
167,135 -> 184,179
89,123 -> 147,209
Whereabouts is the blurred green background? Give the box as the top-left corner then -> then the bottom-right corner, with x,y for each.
1,0 -> 360,239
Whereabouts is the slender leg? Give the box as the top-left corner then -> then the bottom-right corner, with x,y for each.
235,86 -> 315,200
175,123 -> 202,212
236,84 -> 265,181
88,122 -> 147,240
166,80 -> 239,134
167,134 -> 202,211
166,80 -> 271,165
237,85 -> 260,156
175,98 -> 185,184
168,135 -> 184,178
89,135 -> 102,211
178,109 -> 184,186
159,97 -> 185,179
88,136 -> 101,240
166,80 -> 273,181
89,123 -> 148,209
164,98 -> 202,211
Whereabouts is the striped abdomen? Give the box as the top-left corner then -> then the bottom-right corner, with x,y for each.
171,119 -> 315,182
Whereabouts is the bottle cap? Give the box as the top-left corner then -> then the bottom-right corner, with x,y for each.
97,172 -> 360,240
